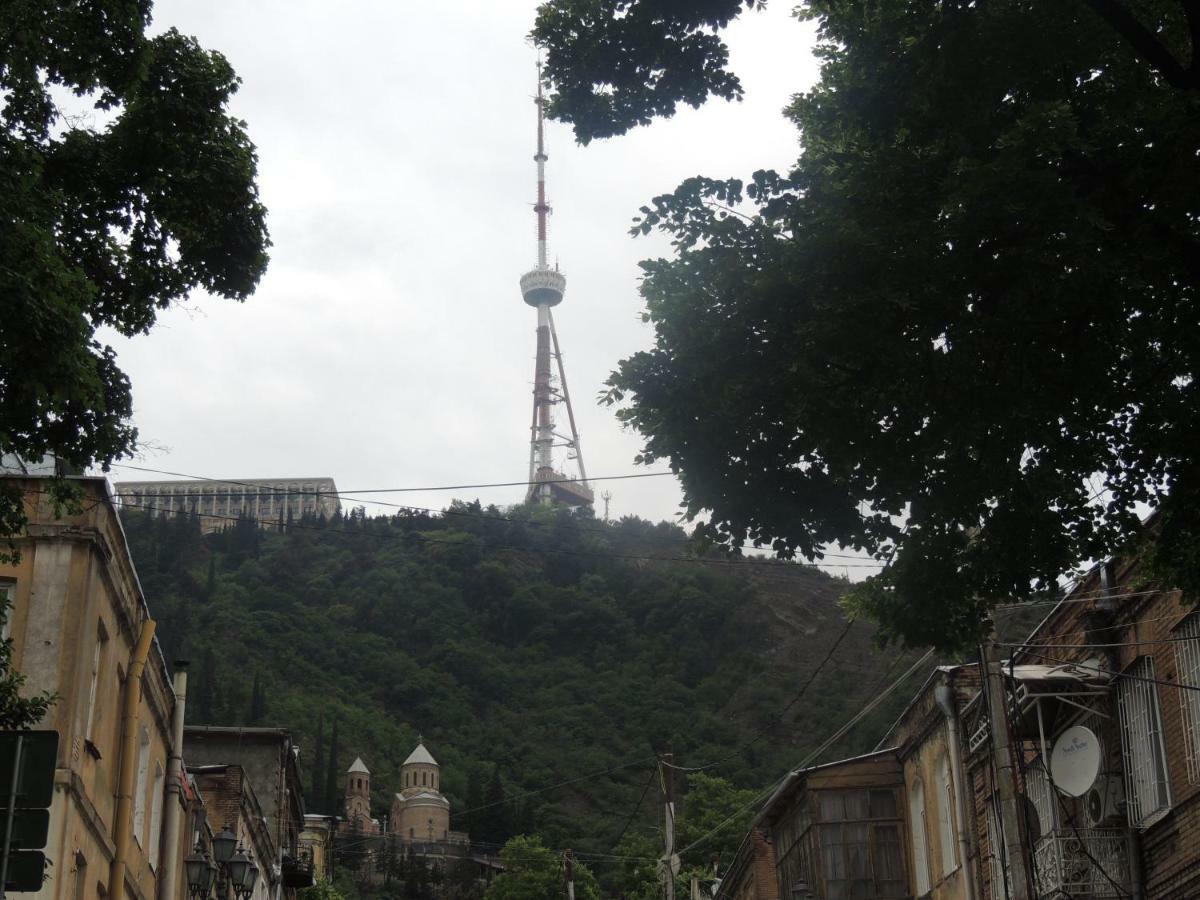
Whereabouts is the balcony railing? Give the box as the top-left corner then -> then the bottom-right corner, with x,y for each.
1032,829 -> 1129,899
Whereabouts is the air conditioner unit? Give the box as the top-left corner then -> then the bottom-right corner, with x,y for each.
1085,775 -> 1125,827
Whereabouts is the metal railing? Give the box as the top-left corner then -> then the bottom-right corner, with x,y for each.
1032,829 -> 1129,899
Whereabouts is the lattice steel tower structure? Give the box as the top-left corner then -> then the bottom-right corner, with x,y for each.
519,70 -> 593,507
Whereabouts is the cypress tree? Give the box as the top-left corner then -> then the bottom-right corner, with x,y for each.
195,647 -> 216,723
248,670 -> 265,724
324,717 -> 340,815
479,766 -> 509,845
310,712 -> 325,812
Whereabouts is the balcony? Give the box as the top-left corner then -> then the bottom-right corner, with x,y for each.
1032,829 -> 1129,899
282,854 -> 316,889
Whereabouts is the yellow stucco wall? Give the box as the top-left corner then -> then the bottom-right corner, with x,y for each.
3,478 -> 179,900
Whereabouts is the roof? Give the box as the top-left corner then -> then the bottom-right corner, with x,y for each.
403,743 -> 438,766
348,757 -> 370,774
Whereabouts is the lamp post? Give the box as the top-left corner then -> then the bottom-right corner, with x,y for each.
188,826 -> 259,900
184,846 -> 218,900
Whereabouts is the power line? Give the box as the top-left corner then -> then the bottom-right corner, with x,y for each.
999,636 -> 1199,649
447,757 -> 658,821
110,462 -> 674,494
106,495 -> 885,569
105,462 -> 881,564
663,615 -> 863,774
674,649 -> 935,861
608,767 -> 658,852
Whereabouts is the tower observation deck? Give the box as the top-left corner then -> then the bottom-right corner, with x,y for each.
520,68 -> 593,508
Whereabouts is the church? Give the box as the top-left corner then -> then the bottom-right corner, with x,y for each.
338,740 -> 471,853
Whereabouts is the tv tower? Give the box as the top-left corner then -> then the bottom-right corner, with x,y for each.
520,68 -> 593,507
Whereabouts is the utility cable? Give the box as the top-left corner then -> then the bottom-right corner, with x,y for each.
106,462 -> 883,565
609,767 -> 658,852
661,615 -> 862,774
674,649 -> 935,861
111,462 -> 674,494
105,495 -> 884,569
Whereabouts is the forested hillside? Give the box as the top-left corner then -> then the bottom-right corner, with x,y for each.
122,502 -> 923,867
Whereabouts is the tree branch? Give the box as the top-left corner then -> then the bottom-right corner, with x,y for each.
1082,0 -> 1199,88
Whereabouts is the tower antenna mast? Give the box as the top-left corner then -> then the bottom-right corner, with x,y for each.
519,65 -> 593,508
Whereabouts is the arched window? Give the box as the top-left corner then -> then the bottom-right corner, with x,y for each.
422,771 -> 427,786
937,754 -> 958,877
909,777 -> 931,894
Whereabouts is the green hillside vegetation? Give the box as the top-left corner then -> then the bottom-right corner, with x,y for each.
122,501 -> 922,877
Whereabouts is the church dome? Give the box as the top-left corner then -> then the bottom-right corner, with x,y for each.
403,743 -> 438,767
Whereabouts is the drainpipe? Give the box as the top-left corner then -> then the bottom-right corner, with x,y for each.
110,620 -> 157,900
158,662 -> 189,900
935,681 -> 979,900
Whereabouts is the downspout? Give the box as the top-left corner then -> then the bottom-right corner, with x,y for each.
111,620 -> 157,900
158,662 -> 189,900
935,681 -> 979,900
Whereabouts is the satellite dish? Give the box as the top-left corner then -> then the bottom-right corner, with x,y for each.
1050,725 -> 1103,797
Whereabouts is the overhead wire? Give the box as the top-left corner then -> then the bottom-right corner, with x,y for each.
661,615 -> 863,774
110,462 -> 676,494
673,648 -> 936,861
105,495 -> 885,569
105,462 -> 885,565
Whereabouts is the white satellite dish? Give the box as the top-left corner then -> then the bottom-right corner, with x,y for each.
1050,725 -> 1103,797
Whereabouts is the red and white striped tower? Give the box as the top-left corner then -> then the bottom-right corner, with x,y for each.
519,68 -> 593,507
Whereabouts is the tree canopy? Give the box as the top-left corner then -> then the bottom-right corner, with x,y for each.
120,501 -> 914,885
535,0 -> 1200,649
0,1 -> 269,540
485,836 -> 600,900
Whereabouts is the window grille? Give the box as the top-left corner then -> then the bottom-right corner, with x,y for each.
1116,656 -> 1171,827
1024,762 -> 1056,843
1174,613 -> 1200,783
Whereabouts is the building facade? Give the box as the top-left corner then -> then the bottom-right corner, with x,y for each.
390,742 -> 456,844
114,479 -> 341,533
182,727 -> 312,895
718,530 -> 1200,900
1,474 -> 191,900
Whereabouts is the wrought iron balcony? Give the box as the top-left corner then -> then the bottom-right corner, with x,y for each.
281,854 -> 315,889
1032,829 -> 1129,899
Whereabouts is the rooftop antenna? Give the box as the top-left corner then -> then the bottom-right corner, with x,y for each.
519,63 -> 593,509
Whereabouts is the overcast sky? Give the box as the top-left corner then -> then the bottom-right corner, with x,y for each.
100,1 -> 850,563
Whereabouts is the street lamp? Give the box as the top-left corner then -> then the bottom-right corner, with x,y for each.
222,845 -> 259,900
238,859 -> 259,900
212,825 -> 238,865
185,845 -> 218,900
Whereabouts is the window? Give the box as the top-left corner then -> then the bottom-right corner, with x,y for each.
937,754 -> 957,877
422,771 -> 427,787
85,621 -> 108,743
1117,656 -> 1172,826
1,579 -> 15,642
133,729 -> 151,843
812,789 -> 906,899
1174,613 -> 1200,782
908,779 -> 931,895
149,762 -> 165,867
